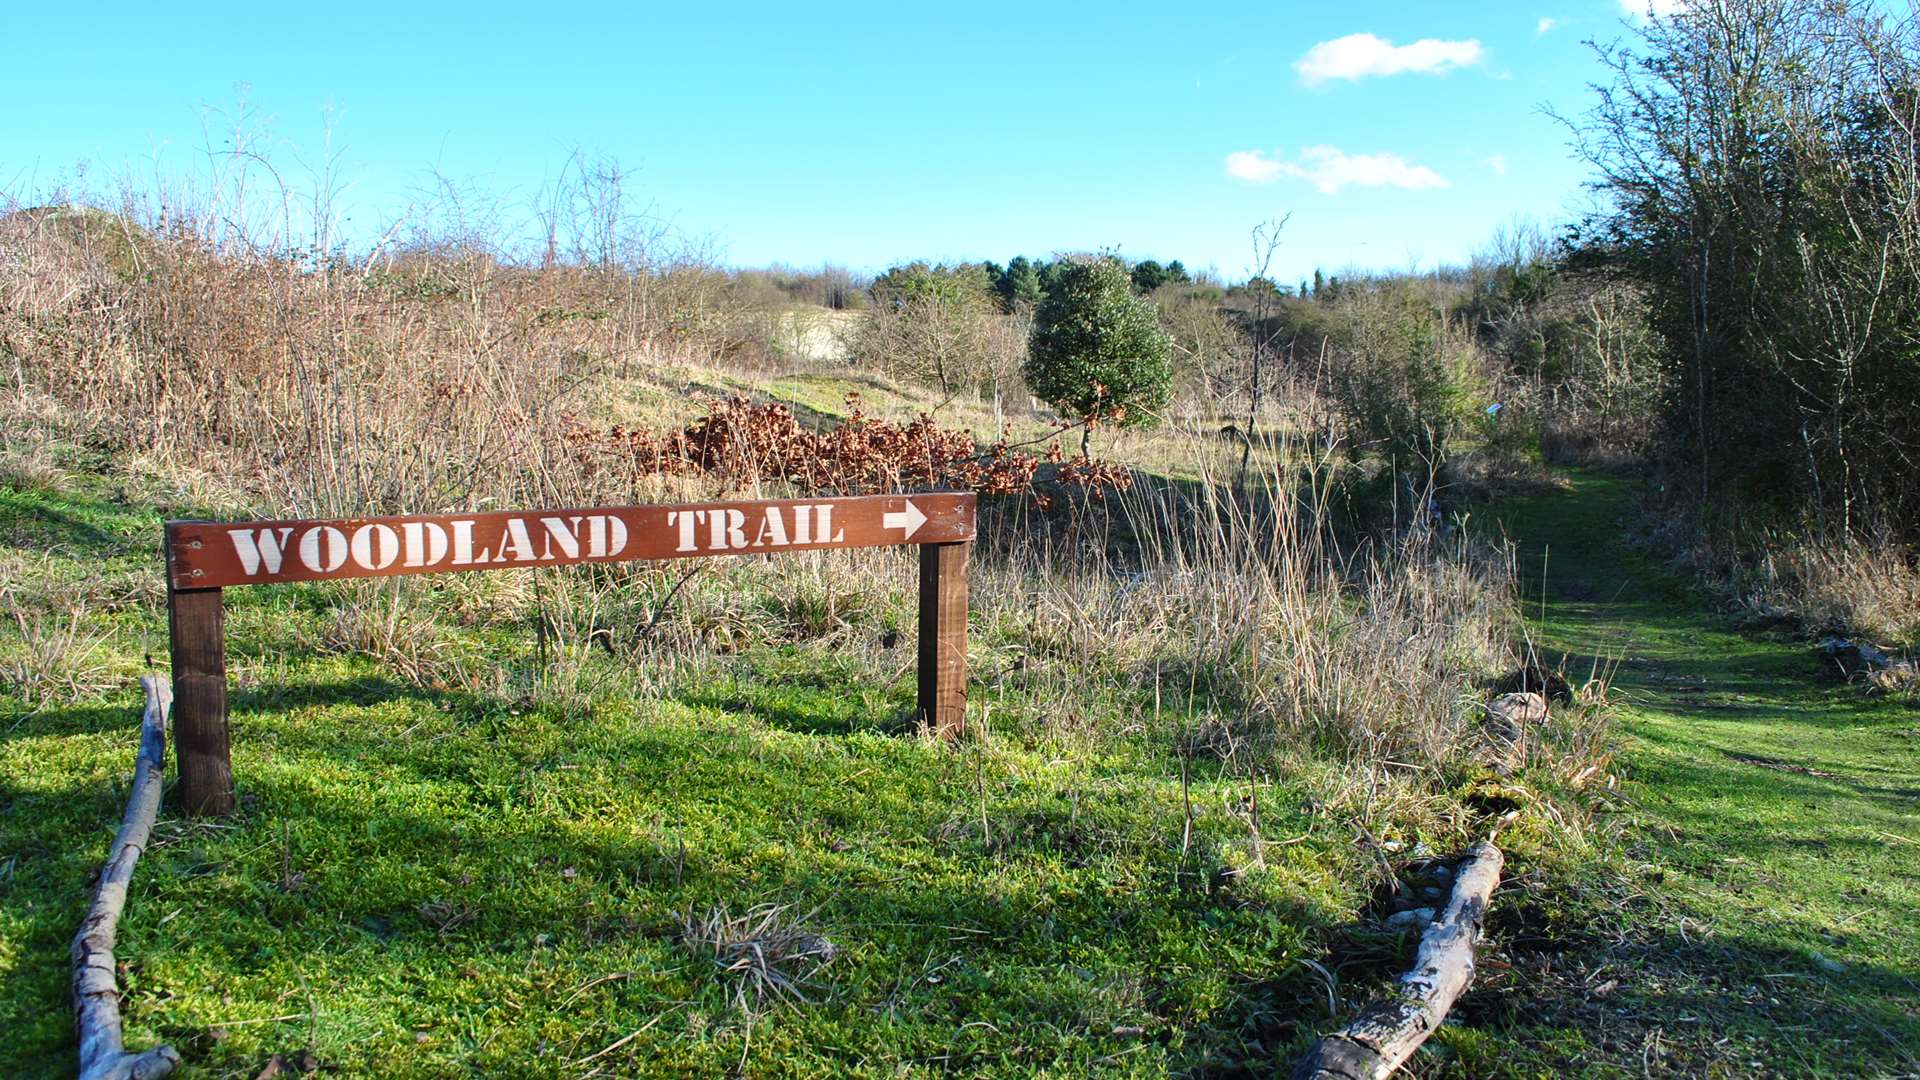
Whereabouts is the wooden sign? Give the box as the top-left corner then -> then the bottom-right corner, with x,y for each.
164,493 -> 976,815
166,494 -> 974,589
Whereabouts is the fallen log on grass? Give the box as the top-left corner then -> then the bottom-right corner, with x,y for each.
71,675 -> 182,1080
1290,841 -> 1505,1080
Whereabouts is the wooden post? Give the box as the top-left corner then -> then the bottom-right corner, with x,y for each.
167,586 -> 233,816
917,541 -> 969,739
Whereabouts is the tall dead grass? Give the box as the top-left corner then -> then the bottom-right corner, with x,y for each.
1726,534 -> 1920,651
970,452 -> 1518,771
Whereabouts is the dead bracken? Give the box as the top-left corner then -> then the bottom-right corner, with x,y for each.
561,393 -> 1132,506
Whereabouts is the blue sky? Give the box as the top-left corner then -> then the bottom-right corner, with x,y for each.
0,1 -> 1659,283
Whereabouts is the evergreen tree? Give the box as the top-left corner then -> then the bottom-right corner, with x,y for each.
1025,255 -> 1173,453
998,255 -> 1045,310
1130,259 -> 1170,293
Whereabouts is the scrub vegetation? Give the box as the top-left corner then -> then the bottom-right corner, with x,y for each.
1,1 -> 1916,1076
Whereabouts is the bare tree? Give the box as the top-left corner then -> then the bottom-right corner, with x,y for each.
1565,0 -> 1920,536
1239,216 -> 1290,478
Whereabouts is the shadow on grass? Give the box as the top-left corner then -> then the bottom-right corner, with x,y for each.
3,656 -> 1349,1076
0,486 -> 146,556
1471,466 -> 1920,1077
1,711 -> 1351,1076
2,674 -> 471,746
1454,925 -> 1920,1077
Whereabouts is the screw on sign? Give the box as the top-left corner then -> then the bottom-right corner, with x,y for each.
163,493 -> 975,815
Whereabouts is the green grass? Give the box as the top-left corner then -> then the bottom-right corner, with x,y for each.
1464,469 -> 1920,1078
0,473 -> 1466,1079
21,456 -> 1906,1077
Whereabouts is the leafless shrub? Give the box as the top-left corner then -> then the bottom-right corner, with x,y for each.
1532,284 -> 1662,464
1154,283 -> 1242,425
844,277 -> 1022,399
1573,0 -> 1920,536
0,140 -> 772,523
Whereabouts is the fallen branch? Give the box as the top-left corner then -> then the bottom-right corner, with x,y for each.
71,675 -> 182,1080
1290,841 -> 1505,1080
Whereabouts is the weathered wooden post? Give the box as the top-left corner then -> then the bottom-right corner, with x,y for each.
917,540 -> 970,739
165,578 -> 233,817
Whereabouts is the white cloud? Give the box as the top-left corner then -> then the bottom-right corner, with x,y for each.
1620,0 -> 1687,19
1225,150 -> 1286,183
1293,33 -> 1485,87
1483,154 -> 1509,175
1224,146 -> 1450,195
1536,16 -> 1560,35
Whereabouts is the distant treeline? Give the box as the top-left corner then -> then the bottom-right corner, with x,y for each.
734,254 -> 1357,318
871,256 -> 1193,314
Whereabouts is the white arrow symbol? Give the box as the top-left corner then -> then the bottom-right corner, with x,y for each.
883,500 -> 927,540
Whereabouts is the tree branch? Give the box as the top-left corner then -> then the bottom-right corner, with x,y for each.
71,676 -> 182,1080
1290,841 -> 1505,1080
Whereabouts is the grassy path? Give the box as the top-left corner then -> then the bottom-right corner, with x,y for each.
1489,470 -> 1920,1078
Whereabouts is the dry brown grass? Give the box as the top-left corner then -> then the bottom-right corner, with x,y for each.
1730,535 -> 1920,651
680,903 -> 837,1008
1104,464 -> 1514,770
0,583 -> 114,706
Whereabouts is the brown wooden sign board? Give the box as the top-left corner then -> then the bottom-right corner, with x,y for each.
164,493 -> 976,815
